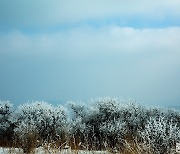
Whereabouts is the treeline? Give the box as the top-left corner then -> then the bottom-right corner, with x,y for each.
0,98 -> 180,153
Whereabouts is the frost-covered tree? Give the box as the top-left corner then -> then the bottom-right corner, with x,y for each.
68,97 -> 148,150
140,116 -> 180,154
14,101 -> 67,145
0,101 -> 15,141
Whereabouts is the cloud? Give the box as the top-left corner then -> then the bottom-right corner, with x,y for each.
1,26 -> 180,58
0,25 -> 180,105
0,0 -> 180,29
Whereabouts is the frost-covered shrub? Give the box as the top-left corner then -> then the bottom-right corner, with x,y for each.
15,101 -> 67,144
0,97 -> 179,153
164,109 -> 180,128
140,116 -> 180,154
99,119 -> 126,149
68,97 -> 149,150
67,102 -> 89,149
117,103 -> 149,136
0,101 -> 15,141
84,98 -> 125,149
86,98 -> 148,138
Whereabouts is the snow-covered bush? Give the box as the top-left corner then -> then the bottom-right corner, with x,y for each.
0,101 -> 15,141
14,101 -> 67,145
67,102 -> 89,149
99,119 -> 126,149
140,116 -> 180,154
68,97 -> 149,150
84,98 -> 125,149
117,103 -> 148,136
0,97 -> 179,153
68,97 -> 180,152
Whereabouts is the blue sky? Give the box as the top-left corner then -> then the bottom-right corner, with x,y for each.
0,0 -> 180,106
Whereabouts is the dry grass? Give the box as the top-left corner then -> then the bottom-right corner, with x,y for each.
0,138 -> 154,154
0,137 -> 166,154
2,139 -> 177,154
1,133 -> 177,154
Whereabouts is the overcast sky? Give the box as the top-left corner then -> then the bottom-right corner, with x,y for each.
0,0 -> 180,106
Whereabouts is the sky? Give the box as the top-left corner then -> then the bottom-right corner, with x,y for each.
0,0 -> 180,106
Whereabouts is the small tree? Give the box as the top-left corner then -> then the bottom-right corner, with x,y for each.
14,101 -> 67,152
140,116 -> 180,154
0,101 -> 15,143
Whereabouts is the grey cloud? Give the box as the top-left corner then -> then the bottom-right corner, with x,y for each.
1,26 -> 180,56
0,26 -> 180,106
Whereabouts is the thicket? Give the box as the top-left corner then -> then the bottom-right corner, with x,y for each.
0,98 -> 180,154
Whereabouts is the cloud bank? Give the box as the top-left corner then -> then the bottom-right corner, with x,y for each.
0,26 -> 180,105
1,26 -> 180,56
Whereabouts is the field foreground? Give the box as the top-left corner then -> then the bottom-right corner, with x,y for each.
0,147 -> 109,154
